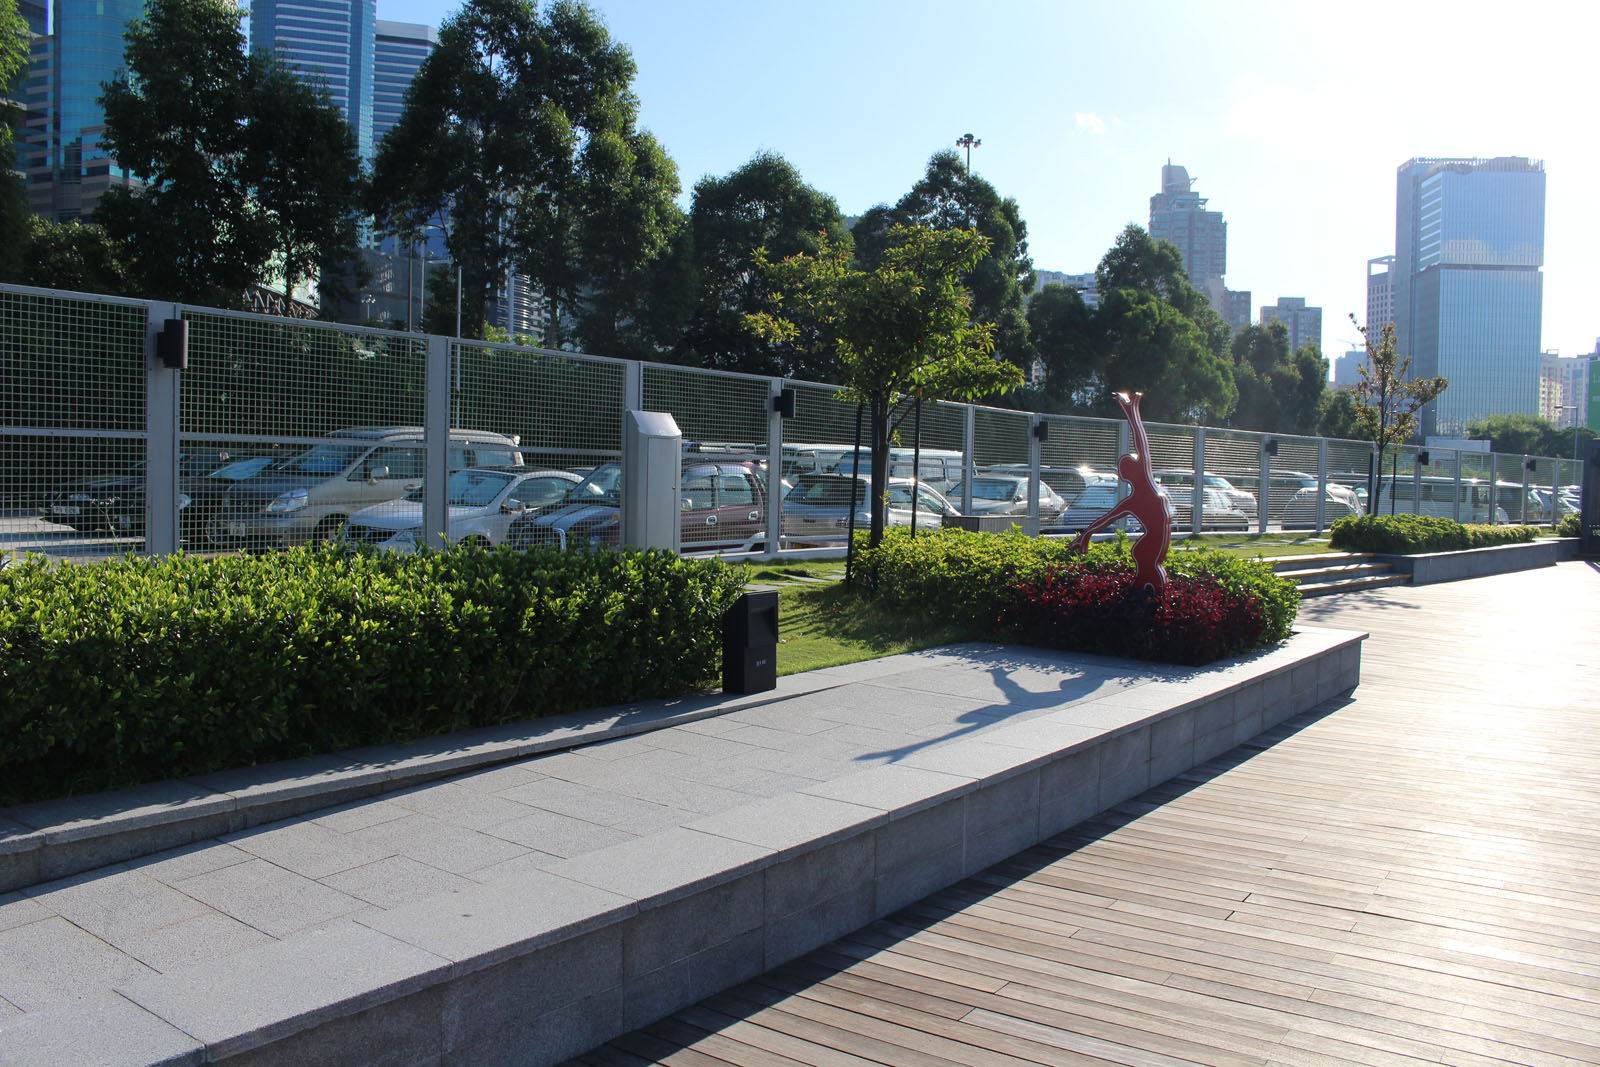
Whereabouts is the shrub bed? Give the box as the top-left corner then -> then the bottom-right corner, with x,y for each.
851,528 -> 1297,666
1329,514 -> 1539,554
0,544 -> 745,805
1556,513 -> 1580,538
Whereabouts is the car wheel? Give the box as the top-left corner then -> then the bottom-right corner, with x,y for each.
312,517 -> 346,545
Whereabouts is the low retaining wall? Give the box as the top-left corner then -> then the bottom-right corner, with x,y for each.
0,628 -> 1363,1066
1378,537 -> 1575,585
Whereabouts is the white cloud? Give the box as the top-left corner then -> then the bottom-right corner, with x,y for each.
1075,112 -> 1106,135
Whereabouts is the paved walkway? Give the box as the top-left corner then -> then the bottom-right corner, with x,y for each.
0,637 -> 1206,1026
576,560 -> 1600,1066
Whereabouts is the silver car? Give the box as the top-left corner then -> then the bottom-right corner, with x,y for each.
782,473 -> 960,543
949,475 -> 1066,522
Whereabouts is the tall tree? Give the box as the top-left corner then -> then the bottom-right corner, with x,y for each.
95,0 -> 363,309
1465,413 -> 1596,460
10,218 -> 135,293
0,0 -> 27,280
854,149 -> 1033,368
1350,313 -> 1447,461
1090,226 -> 1235,422
675,152 -> 850,376
1024,282 -> 1100,412
749,225 -> 1022,546
371,0 -> 662,346
1228,322 -> 1327,434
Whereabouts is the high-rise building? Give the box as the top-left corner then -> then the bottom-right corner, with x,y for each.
26,0 -> 145,221
1148,161 -> 1226,310
250,0 -> 377,162
1333,350 -> 1366,391
1033,270 -> 1099,309
1365,255 -> 1395,334
1222,289 -> 1251,335
1393,157 -> 1545,437
373,20 -> 435,148
1259,297 -> 1323,354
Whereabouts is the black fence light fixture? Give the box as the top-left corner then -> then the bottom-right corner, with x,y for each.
1526,458 -> 1539,471
1032,421 -> 1049,442
772,387 -> 796,419
1262,438 -> 1278,456
157,318 -> 188,370
1416,450 -> 1430,466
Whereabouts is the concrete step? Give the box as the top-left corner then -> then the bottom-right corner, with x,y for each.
1265,552 -> 1411,597
1265,552 -> 1379,573
1297,573 -> 1412,598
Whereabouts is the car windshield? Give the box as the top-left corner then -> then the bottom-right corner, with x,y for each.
1073,485 -> 1120,508
446,470 -> 515,506
207,456 -> 277,481
281,442 -> 366,475
568,463 -> 622,503
793,476 -> 863,507
963,479 -> 1018,502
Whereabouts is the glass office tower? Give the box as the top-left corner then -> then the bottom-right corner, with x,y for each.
1394,157 -> 1546,437
251,0 -> 376,162
48,0 -> 144,218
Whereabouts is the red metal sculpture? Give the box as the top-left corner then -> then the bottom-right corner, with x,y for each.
1069,391 -> 1172,596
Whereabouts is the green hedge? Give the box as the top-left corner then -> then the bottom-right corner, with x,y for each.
1329,514 -> 1539,554
0,544 -> 745,805
1556,513 -> 1581,538
850,528 -> 1298,663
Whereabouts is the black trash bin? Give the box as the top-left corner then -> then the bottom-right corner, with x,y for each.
723,589 -> 778,694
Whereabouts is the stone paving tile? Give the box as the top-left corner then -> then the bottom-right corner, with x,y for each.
126,841 -> 254,885
713,766 -> 827,798
345,813 -> 531,876
599,771 -> 756,815
448,762 -> 548,793
385,781 -> 539,830
642,730 -> 761,762
586,746 -> 714,778
118,910 -> 275,973
171,859 -> 368,939
23,868 -> 215,945
221,819 -> 390,880
0,994 -> 19,1021
0,916 -> 157,1012
306,797 -> 416,833
319,855 -> 477,908
458,849 -> 566,884
486,808 -> 640,858
0,891 -> 50,933
736,747 -> 859,783
495,777 -> 681,829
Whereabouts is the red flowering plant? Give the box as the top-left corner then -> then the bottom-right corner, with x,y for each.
997,562 -> 1270,666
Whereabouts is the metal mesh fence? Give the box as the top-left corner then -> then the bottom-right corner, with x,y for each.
1,287 -> 148,558
2,281 -> 1590,563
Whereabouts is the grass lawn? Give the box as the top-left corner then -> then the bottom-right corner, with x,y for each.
1168,532 -> 1335,557
768,581 -> 977,676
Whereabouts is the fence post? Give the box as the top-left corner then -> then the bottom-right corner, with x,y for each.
1027,413 -> 1042,537
1453,451 -> 1463,522
144,302 -> 181,557
1520,455 -> 1530,524
1257,439 -> 1270,535
1315,438 -> 1328,535
766,378 -> 784,555
1191,427 -> 1205,536
961,404 -> 975,515
422,334 -> 451,551
1551,461 -> 1561,529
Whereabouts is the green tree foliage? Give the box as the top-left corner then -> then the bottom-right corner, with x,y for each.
1024,282 -> 1099,411
9,217 -> 135,293
1349,314 -> 1447,457
94,0 -> 363,309
371,0 -> 670,346
0,0 -> 26,274
749,225 -> 1022,546
673,152 -> 850,376
1228,321 -> 1328,434
1465,413 -> 1595,460
853,150 -> 1033,368
1088,226 -> 1235,423
1316,389 -> 1364,440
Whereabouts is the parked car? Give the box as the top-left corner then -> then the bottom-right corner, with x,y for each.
947,474 -> 1065,522
42,449 -> 251,537
344,468 -> 585,551
1266,470 -> 1364,528
1153,469 -> 1259,523
505,460 -> 768,553
781,472 -> 960,543
181,453 -> 283,547
1047,481 -> 1176,534
217,427 -> 523,549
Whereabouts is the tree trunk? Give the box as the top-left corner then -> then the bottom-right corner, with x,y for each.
869,392 -> 889,547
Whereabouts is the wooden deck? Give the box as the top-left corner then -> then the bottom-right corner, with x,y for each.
572,560 -> 1600,1067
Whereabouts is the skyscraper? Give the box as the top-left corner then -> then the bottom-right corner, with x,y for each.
1365,256 -> 1395,334
1259,297 -> 1323,354
1393,157 -> 1545,437
28,0 -> 145,220
250,0 -> 376,162
373,20 -> 435,147
1148,161 -> 1227,309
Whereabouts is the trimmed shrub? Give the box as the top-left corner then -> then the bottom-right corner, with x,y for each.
0,544 -> 745,805
851,527 -> 1297,664
1556,512 -> 1580,538
1330,514 -> 1539,554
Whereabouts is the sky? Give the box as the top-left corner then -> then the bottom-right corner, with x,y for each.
372,0 -> 1600,371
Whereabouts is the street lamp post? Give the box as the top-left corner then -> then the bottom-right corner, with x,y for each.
956,132 -> 981,172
